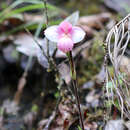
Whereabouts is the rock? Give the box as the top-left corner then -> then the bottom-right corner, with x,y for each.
119,55 -> 130,82
105,120 -> 125,130
82,81 -> 95,89
106,19 -> 116,30
96,65 -> 106,84
125,121 -> 130,130
91,99 -> 99,108
2,99 -> 19,115
104,0 -> 130,16
3,45 -> 19,63
24,111 -> 37,129
85,90 -> 100,108
3,115 -> 25,130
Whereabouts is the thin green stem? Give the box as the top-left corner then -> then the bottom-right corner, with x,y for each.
43,0 -> 50,58
67,51 -> 84,130
43,0 -> 49,27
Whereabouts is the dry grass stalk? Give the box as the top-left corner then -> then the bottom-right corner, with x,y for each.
105,13 -> 130,119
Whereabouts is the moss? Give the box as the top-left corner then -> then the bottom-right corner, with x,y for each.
65,0 -> 102,15
87,4 -> 101,14
77,38 -> 105,86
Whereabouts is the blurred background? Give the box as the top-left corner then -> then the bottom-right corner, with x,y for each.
0,0 -> 130,130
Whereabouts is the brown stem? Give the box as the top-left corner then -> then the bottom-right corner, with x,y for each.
113,106 -> 117,120
14,72 -> 27,104
68,51 -> 84,130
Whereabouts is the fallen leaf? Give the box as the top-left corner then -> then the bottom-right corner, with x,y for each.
58,63 -> 71,84
14,34 -> 57,68
78,13 -> 111,30
14,34 -> 43,56
2,99 -> 19,115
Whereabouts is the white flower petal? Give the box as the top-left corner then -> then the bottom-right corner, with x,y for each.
72,27 -> 85,43
57,37 -> 74,53
44,25 -> 59,43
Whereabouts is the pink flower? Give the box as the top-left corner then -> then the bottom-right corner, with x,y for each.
44,21 -> 85,53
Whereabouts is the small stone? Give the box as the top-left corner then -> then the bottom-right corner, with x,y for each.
82,81 -> 94,89
105,120 -> 125,130
125,121 -> 130,130
91,99 -> 99,108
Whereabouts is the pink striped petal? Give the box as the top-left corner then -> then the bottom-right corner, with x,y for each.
44,25 -> 59,42
58,21 -> 73,35
57,37 -> 74,53
72,27 -> 85,43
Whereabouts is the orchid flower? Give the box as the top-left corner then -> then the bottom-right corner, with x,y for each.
44,21 -> 85,53
45,21 -> 85,129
